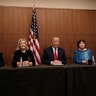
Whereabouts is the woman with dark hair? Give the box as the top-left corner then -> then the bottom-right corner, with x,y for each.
0,52 -> 4,67
73,39 -> 93,64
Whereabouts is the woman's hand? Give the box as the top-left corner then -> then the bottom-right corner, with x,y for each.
23,61 -> 29,66
23,61 -> 33,66
17,62 -> 23,67
17,61 -> 33,67
82,60 -> 88,64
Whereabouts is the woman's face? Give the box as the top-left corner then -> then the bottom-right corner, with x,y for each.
79,41 -> 85,49
19,40 -> 27,50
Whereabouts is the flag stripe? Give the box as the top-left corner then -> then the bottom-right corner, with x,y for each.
33,39 -> 40,55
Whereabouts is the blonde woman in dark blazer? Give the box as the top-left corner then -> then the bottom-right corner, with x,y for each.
12,38 -> 35,67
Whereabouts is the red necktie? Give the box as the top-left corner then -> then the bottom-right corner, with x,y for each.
54,48 -> 58,60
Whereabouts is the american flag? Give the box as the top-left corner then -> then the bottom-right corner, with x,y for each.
28,8 -> 41,65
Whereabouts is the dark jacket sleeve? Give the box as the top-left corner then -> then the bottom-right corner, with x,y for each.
60,48 -> 66,64
12,51 -> 18,67
28,50 -> 35,66
0,53 -> 4,67
73,50 -> 82,64
41,49 -> 51,65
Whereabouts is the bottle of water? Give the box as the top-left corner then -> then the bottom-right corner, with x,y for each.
92,56 -> 95,64
20,57 -> 23,67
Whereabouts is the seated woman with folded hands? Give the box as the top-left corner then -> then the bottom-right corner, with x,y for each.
12,38 -> 35,67
73,39 -> 93,65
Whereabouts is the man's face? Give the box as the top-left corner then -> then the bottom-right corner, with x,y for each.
52,37 -> 60,48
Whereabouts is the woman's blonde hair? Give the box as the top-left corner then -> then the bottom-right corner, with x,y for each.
16,38 -> 29,50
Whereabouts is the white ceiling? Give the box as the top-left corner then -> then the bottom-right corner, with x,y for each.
0,0 -> 96,10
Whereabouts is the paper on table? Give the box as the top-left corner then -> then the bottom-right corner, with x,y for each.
52,63 -> 64,65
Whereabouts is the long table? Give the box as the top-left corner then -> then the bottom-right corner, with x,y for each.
0,64 -> 96,96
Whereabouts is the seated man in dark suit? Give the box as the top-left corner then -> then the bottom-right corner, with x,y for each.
42,37 -> 66,65
0,52 -> 4,67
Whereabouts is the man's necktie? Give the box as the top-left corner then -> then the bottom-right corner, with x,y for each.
54,48 -> 58,60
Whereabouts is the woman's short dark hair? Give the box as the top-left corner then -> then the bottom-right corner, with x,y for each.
77,39 -> 86,48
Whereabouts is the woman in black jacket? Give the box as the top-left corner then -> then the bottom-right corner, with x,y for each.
12,38 -> 35,67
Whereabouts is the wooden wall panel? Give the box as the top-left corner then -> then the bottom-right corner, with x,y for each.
60,9 -> 73,35
0,6 -> 96,65
0,7 -> 3,51
93,11 -> 96,34
36,9 -> 47,56
46,9 -> 60,47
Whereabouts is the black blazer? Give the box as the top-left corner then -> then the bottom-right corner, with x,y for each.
0,52 -> 4,67
42,46 -> 66,65
12,49 -> 35,67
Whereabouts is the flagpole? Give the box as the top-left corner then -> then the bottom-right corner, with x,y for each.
33,0 -> 36,39
33,0 -> 35,9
